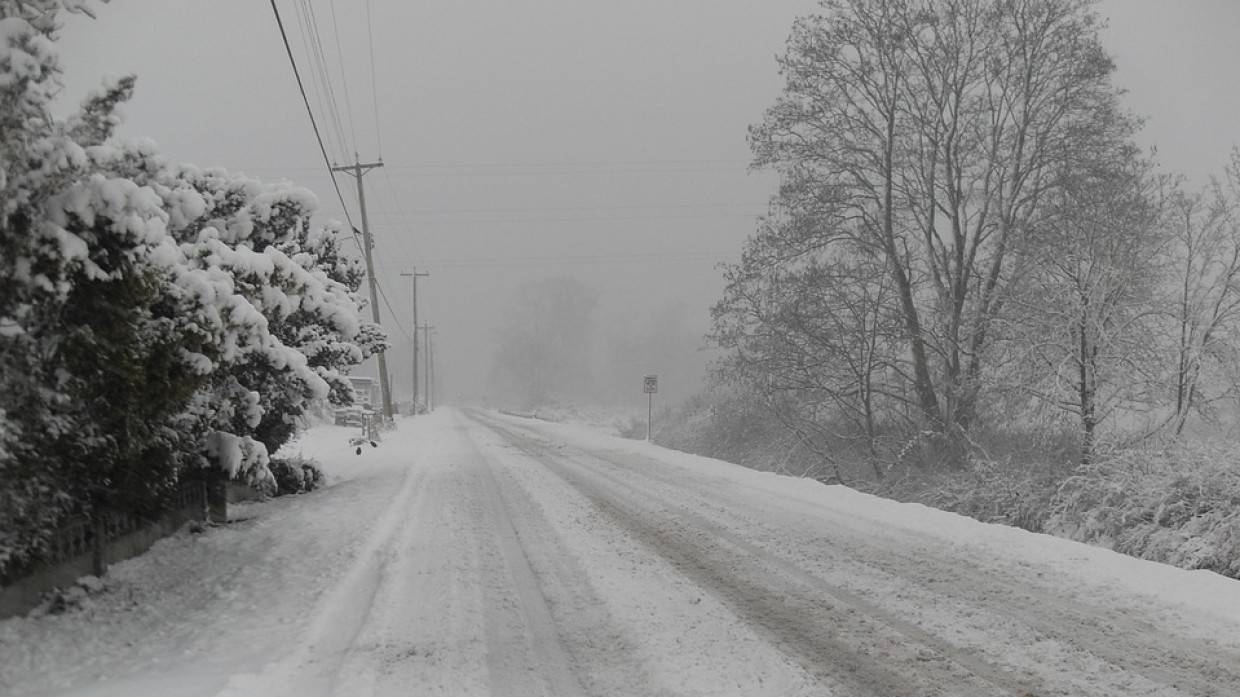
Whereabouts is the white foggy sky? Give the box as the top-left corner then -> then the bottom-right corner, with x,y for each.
54,0 -> 1240,406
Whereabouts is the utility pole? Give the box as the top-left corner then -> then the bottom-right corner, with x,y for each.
399,269 -> 428,412
331,157 -> 394,421
429,331 -> 437,409
420,323 -> 434,411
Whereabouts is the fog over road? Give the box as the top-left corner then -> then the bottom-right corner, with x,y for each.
6,410 -> 1240,697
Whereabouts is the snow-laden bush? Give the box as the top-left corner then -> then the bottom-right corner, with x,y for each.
885,456 -> 1067,533
268,456 -> 324,496
1046,443 -> 1240,578
0,0 -> 384,576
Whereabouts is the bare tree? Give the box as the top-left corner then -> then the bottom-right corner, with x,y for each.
712,217 -> 904,478
1161,152 -> 1240,435
745,0 -> 1138,453
1006,155 -> 1164,463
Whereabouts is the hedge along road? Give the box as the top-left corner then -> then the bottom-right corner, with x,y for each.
5,408 -> 1240,696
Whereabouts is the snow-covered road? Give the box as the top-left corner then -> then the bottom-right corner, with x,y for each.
5,408 -> 1240,696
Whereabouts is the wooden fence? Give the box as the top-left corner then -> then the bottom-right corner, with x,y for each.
0,480 -> 207,619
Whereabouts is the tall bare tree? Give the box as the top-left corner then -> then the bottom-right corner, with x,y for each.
1161,152 -> 1240,435
1006,155 -> 1164,463
712,214 -> 903,477
742,0 -> 1139,454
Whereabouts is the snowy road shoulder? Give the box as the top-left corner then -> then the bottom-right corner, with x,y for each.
0,418 -> 433,697
510,411 -> 1240,640
478,408 -> 1240,696
7,409 -> 1240,697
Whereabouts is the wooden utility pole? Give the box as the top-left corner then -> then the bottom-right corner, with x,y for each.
420,323 -> 434,411
643,374 -> 658,441
331,157 -> 393,420
400,269 -> 428,412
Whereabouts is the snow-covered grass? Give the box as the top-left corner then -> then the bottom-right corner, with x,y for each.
1047,441 -> 1240,577
508,403 -> 644,437
652,390 -> 1240,580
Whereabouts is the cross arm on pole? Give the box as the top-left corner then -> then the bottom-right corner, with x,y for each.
330,160 -> 384,177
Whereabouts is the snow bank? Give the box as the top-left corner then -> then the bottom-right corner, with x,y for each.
518,415 -> 1240,631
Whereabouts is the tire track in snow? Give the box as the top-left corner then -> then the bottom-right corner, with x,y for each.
468,435 -> 587,697
485,413 -> 1240,696
470,411 -> 1038,697
549,437 -> 1240,697
465,411 -> 826,696
213,460 -> 426,697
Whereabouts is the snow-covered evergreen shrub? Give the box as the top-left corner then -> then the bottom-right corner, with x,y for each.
1046,443 -> 1240,578
31,574 -> 106,617
0,0 -> 383,575
268,456 -> 324,496
0,3 -> 201,570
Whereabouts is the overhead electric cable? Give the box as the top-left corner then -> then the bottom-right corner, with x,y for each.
275,0 -> 411,373
367,201 -> 769,216
367,212 -> 762,227
365,0 -> 383,157
269,0 -> 360,252
300,0 -> 352,158
378,170 -> 418,263
373,250 -> 738,268
327,0 -> 360,154
232,158 -> 754,176
290,1 -> 338,160
376,281 -> 414,342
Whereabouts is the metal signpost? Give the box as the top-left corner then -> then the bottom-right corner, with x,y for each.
643,374 -> 658,441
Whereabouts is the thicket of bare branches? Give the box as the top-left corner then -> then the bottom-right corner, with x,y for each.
710,0 -> 1240,479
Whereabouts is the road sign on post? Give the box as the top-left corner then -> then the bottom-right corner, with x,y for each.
643,375 -> 658,394
643,375 -> 658,441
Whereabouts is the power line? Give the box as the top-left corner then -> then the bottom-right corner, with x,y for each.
230,157 -> 755,175
376,280 -> 414,342
379,169 -> 419,263
367,212 -> 763,227
380,158 -> 750,169
269,0 -> 355,229
327,0 -> 359,155
364,201 -> 768,217
365,0 -> 383,157
297,0 -> 350,160
274,0 -> 409,385
373,250 -> 740,268
290,1 -> 338,160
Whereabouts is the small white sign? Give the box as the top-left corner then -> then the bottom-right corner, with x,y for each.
643,375 -> 658,394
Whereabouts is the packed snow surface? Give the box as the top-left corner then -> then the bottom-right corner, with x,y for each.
3,408 -> 1239,696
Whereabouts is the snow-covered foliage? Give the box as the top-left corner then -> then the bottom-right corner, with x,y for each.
0,1 -> 383,575
659,390 -> 1240,578
267,455 -> 325,496
1047,443 -> 1240,578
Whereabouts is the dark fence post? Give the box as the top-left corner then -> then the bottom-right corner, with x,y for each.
90,515 -> 106,577
205,469 -> 227,525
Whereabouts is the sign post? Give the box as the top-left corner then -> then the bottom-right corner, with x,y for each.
643,374 -> 658,441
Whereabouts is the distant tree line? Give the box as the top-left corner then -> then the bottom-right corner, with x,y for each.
486,276 -> 708,409
710,0 -> 1240,475
0,1 -> 384,575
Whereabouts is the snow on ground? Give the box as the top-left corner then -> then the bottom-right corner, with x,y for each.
525,414 -> 1240,641
517,403 -> 644,436
3,407 -> 1239,696
0,418 -> 436,697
